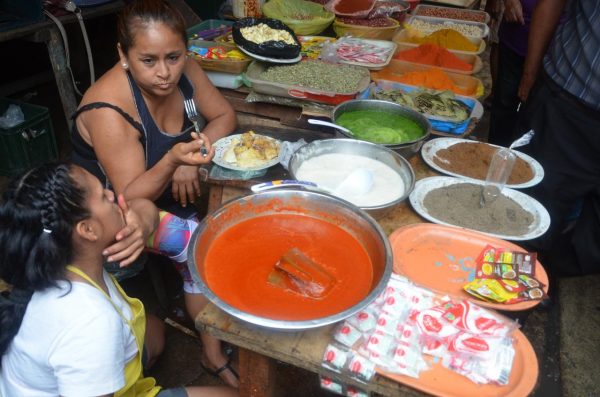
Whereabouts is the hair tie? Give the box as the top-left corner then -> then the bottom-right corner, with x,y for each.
43,228 -> 52,234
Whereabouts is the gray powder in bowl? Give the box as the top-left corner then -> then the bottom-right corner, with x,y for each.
422,183 -> 534,236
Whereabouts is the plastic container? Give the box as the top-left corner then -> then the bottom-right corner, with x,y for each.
413,4 -> 490,24
187,20 -> 234,41
482,148 -> 517,205
0,98 -> 58,176
359,79 -> 484,135
371,60 -> 485,98
418,0 -> 478,8
332,38 -> 397,70
333,17 -> 400,40
393,28 -> 486,55
188,40 -> 251,74
205,71 -> 244,89
405,14 -> 489,39
393,42 -> 483,75
243,60 -> 371,105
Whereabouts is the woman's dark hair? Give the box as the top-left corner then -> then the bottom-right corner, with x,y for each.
117,0 -> 188,54
0,163 -> 90,356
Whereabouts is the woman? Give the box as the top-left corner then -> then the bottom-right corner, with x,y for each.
70,0 -> 239,386
0,163 -> 237,397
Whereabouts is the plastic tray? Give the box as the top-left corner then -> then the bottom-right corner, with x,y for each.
414,4 -> 490,24
189,40 -> 251,74
359,80 -> 484,134
393,28 -> 486,55
205,71 -> 244,89
406,14 -> 489,39
243,60 -> 371,105
420,0 -> 479,9
393,42 -> 482,75
335,38 -> 397,70
371,60 -> 485,98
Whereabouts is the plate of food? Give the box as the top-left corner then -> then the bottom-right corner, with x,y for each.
213,131 -> 282,171
421,138 -> 544,188
409,176 -> 550,241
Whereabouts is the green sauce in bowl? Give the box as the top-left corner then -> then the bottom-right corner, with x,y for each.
336,110 -> 424,144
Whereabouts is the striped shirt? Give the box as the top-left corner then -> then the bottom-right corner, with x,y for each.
544,0 -> 600,111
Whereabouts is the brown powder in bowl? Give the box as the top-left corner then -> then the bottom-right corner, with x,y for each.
433,142 -> 534,185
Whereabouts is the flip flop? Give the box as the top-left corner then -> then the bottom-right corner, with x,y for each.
200,355 -> 240,382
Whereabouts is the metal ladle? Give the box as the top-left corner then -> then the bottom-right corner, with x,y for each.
307,119 -> 354,136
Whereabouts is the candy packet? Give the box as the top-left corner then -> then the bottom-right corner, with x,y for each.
464,277 -> 547,304
475,245 -> 537,280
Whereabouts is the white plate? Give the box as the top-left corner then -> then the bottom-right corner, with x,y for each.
409,176 -> 551,241
238,46 -> 302,64
212,134 -> 282,171
421,138 -> 544,188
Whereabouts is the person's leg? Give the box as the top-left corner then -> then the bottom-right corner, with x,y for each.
144,313 -> 166,369
146,211 -> 239,387
520,76 -> 600,275
488,43 -> 525,146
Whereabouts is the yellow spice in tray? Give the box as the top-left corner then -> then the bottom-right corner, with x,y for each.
407,29 -> 478,52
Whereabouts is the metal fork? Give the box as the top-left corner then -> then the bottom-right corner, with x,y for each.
183,98 -> 208,157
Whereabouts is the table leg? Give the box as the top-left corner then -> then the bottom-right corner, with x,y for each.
239,347 -> 276,397
207,185 -> 224,213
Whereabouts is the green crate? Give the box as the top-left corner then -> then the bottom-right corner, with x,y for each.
0,98 -> 58,177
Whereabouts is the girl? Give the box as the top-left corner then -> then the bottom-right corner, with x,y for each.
0,163 -> 236,397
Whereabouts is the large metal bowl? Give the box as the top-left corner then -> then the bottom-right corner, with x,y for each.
187,189 -> 393,330
289,139 -> 415,219
332,99 -> 431,159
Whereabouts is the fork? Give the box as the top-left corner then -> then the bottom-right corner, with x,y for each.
183,98 -> 208,157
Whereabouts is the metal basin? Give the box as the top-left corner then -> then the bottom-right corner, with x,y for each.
332,99 -> 431,159
187,189 -> 393,330
289,139 -> 415,219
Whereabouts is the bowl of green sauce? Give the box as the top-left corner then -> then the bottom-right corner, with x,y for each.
331,99 -> 431,158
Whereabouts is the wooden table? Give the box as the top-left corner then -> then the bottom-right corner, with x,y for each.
195,154 -> 438,397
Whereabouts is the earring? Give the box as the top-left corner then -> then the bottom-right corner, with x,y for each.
122,63 -> 128,69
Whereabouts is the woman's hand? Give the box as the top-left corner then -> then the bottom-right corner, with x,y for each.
504,0 -> 525,24
103,195 -> 157,267
172,165 -> 201,207
168,132 -> 215,167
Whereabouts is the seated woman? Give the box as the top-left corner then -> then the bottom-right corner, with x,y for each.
0,163 -> 237,397
70,0 -> 238,386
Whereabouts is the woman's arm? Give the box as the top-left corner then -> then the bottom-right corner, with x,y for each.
78,108 -> 210,202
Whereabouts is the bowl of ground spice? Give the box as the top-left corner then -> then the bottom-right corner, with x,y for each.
421,138 -> 544,188
409,176 -> 550,241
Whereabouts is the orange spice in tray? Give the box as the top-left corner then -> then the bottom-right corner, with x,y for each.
395,44 -> 473,72
376,67 -> 473,96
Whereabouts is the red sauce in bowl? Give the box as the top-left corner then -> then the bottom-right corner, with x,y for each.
202,214 -> 374,320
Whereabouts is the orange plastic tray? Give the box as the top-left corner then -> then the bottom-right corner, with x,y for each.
389,223 -> 549,311
377,330 -> 539,397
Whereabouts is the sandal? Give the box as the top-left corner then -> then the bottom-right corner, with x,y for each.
200,355 -> 240,385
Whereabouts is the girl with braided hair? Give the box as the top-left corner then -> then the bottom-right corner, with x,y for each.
0,163 -> 237,397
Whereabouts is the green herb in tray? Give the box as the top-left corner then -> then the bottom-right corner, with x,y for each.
258,60 -> 368,93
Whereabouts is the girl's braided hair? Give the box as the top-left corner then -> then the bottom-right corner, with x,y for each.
0,162 -> 90,356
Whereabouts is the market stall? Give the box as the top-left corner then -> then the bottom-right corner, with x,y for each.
186,2 -> 548,396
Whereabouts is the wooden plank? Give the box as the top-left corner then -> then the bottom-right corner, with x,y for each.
239,348 -> 276,397
195,305 -> 423,396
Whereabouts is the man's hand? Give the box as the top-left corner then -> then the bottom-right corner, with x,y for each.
172,165 -> 201,207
